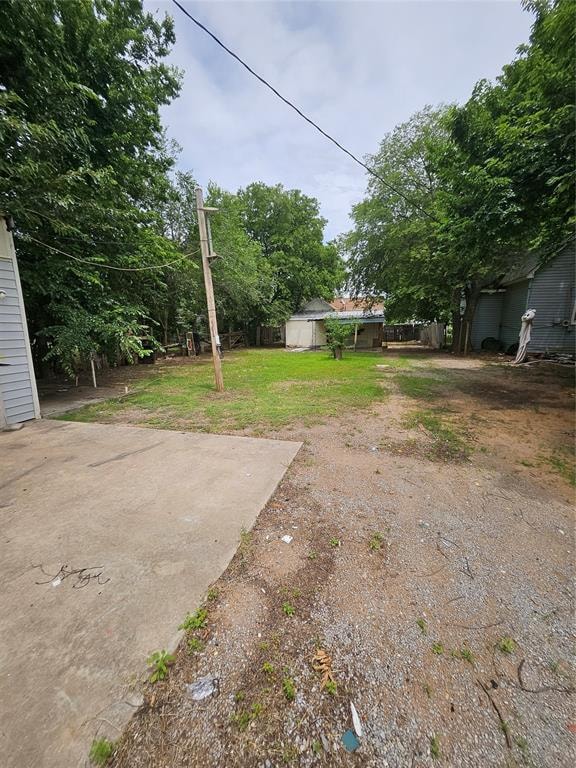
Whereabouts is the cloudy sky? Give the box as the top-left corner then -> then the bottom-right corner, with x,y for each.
146,0 -> 533,240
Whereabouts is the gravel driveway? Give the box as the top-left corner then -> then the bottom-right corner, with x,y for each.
107,350 -> 575,768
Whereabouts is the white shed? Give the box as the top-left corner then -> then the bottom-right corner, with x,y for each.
0,216 -> 40,428
285,298 -> 386,349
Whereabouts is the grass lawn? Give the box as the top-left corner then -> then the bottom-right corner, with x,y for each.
60,349 -> 410,432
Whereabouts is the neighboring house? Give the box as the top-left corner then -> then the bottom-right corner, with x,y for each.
285,298 -> 386,349
471,242 -> 575,354
0,215 -> 40,428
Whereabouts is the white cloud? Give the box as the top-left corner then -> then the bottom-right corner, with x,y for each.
147,0 -> 533,239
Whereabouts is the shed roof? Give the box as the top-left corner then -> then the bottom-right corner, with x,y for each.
288,310 -> 385,323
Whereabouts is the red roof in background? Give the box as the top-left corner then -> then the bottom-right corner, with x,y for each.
330,297 -> 384,312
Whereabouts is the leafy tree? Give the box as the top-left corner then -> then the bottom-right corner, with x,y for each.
238,182 -> 345,320
0,0 -> 181,372
344,107 -> 451,324
324,318 -> 356,359
345,0 -> 574,352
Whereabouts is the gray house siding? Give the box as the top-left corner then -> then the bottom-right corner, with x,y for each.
499,280 -> 530,350
0,218 -> 39,425
526,244 -> 575,354
471,292 -> 504,350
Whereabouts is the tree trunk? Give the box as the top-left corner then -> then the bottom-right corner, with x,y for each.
452,283 -> 481,355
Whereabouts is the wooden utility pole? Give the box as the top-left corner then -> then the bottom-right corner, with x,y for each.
195,187 -> 224,392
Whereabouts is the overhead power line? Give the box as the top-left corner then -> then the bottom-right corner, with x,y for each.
170,0 -> 437,222
18,234 -> 199,272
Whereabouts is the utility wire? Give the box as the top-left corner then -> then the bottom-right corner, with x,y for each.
18,234 -> 199,272
170,0 -> 437,222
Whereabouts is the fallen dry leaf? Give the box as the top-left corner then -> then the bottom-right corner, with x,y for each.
312,648 -> 335,688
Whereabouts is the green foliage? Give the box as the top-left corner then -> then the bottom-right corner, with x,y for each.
324,679 -> 337,696
344,1 -> 575,346
89,738 -> 115,766
262,661 -> 275,677
497,637 -> 517,655
452,646 -> 475,665
179,609 -> 208,632
369,532 -> 385,551
238,182 -> 345,320
329,537 -> 341,548
147,649 -> 175,683
432,642 -> 444,655
187,637 -> 204,654
324,318 -> 356,359
282,602 -> 295,617
282,676 -> 296,701
0,0 -> 182,373
430,735 -> 441,760
416,618 -> 428,635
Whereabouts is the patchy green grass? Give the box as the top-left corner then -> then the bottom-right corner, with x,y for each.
59,349 -> 394,432
541,449 -> 576,486
395,373 -> 444,399
404,409 -> 472,461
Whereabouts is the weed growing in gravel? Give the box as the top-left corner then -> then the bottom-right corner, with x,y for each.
369,532 -> 384,551
324,679 -> 337,696
308,550 -> 318,560
179,608 -> 207,631
312,740 -> 323,755
187,637 -> 204,654
452,646 -> 474,665
231,700 -> 264,731
262,661 -> 275,677
147,650 -> 175,683
515,736 -> 529,759
282,602 -> 295,617
423,683 -> 433,698
430,735 -> 441,759
497,637 -> 516,655
549,660 -> 560,674
282,676 -> 296,701
239,527 -> 252,561
329,537 -> 341,548
234,691 -> 245,703
417,618 -> 428,635
89,738 -> 115,765
282,744 -> 299,762
432,642 -> 444,655
206,587 -> 219,601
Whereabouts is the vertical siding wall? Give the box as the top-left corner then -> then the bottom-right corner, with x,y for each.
471,292 -> 504,350
499,280 -> 530,349
0,219 -> 39,425
527,244 -> 575,353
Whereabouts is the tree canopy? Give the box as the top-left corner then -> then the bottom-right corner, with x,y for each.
0,1 -> 342,374
344,0 -> 575,347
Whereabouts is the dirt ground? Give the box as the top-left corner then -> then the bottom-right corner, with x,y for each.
84,348 -> 574,768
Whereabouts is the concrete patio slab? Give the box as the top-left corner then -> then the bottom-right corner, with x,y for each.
0,420 -> 300,768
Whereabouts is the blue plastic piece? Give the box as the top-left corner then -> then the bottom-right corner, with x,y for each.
342,729 -> 360,752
